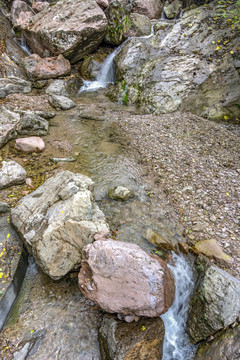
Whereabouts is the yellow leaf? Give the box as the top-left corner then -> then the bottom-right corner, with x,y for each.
215,46 -> 221,50
230,51 -> 234,54
224,115 -> 229,120
226,192 -> 230,196
0,272 -> 3,278
217,40 -> 221,43
7,234 -> 10,238
212,41 -> 215,44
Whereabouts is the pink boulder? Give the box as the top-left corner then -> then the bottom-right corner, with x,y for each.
11,0 -> 34,28
96,0 -> 109,10
78,240 -> 175,318
32,1 -> 50,13
15,137 -> 45,152
132,0 -> 163,19
23,54 -> 71,81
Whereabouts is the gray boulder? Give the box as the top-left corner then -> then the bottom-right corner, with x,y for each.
0,108 -> 21,148
20,0 -> 108,63
111,3 -> 240,120
0,202 -> 10,213
11,171 -> 109,280
49,94 -> 76,110
99,314 -> 165,360
0,161 -> 27,190
0,76 -> 31,99
46,80 -> 70,97
17,111 -> 49,136
187,265 -> 240,343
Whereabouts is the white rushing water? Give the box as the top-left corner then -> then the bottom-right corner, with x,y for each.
79,48 -> 119,93
12,30 -> 32,56
161,253 -> 196,360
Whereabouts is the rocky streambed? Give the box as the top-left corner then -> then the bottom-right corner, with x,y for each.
0,0 -> 240,359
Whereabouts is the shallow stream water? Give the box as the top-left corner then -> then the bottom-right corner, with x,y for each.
0,90 -> 196,359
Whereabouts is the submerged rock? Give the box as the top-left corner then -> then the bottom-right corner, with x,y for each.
0,161 -> 26,190
20,0 -> 108,63
78,240 -> 175,317
187,265 -> 240,343
15,136 -> 45,153
11,171 -> 109,280
99,314 -> 165,360
194,324 -> 240,360
23,54 -> 71,81
107,186 -> 135,201
0,76 -> 31,98
145,228 -> 176,251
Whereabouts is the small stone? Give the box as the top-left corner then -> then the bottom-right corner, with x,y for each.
210,215 -> 216,222
107,186 -> 135,201
0,161 -> 27,190
192,239 -> 233,264
0,202 -> 10,214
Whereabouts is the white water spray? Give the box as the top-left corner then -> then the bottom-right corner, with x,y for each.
161,253 -> 196,360
12,30 -> 32,56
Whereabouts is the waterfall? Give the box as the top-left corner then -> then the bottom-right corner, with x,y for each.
79,48 -> 119,93
12,30 -> 32,56
161,253 -> 197,360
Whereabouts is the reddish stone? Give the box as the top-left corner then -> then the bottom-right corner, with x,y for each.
24,54 -> 71,81
78,240 -> 175,318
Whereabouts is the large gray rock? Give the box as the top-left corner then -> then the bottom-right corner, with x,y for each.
194,324 -> 240,360
187,265 -> 240,343
0,161 -> 27,190
11,171 -> 109,280
17,111 -> 49,136
0,108 -> 21,148
0,76 -> 31,98
78,240 -> 175,317
49,94 -> 75,110
131,0 -> 163,19
99,314 -> 165,360
20,0 -> 108,63
111,3 -> 240,120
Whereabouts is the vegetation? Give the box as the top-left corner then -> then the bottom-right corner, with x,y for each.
215,0 -> 240,26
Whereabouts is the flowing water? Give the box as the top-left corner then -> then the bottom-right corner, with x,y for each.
161,253 -> 196,360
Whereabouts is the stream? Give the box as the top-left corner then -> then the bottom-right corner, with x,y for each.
0,89 -> 197,359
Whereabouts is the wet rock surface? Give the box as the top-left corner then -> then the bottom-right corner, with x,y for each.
193,324 -> 240,360
187,265 -> 240,343
79,239 -> 175,317
99,314 -> 165,360
131,0 -> 163,19
108,186 -> 135,201
11,170 -> 109,280
0,160 -> 26,190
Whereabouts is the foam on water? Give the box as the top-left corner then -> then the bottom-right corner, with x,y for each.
161,253 -> 196,360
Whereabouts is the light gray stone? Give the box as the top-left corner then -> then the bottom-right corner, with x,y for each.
0,76 -> 31,99
49,94 -> 76,110
0,161 -> 27,190
187,265 -> 240,343
0,202 -> 10,213
11,171 -> 109,280
0,108 -> 21,148
163,0 -> 182,19
46,80 -> 69,97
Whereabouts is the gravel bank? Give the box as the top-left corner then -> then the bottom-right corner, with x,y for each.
117,111 -> 240,278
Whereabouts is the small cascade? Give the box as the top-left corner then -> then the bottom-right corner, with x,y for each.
160,9 -> 167,20
12,30 -> 32,56
161,253 -> 196,360
79,48 -> 119,93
